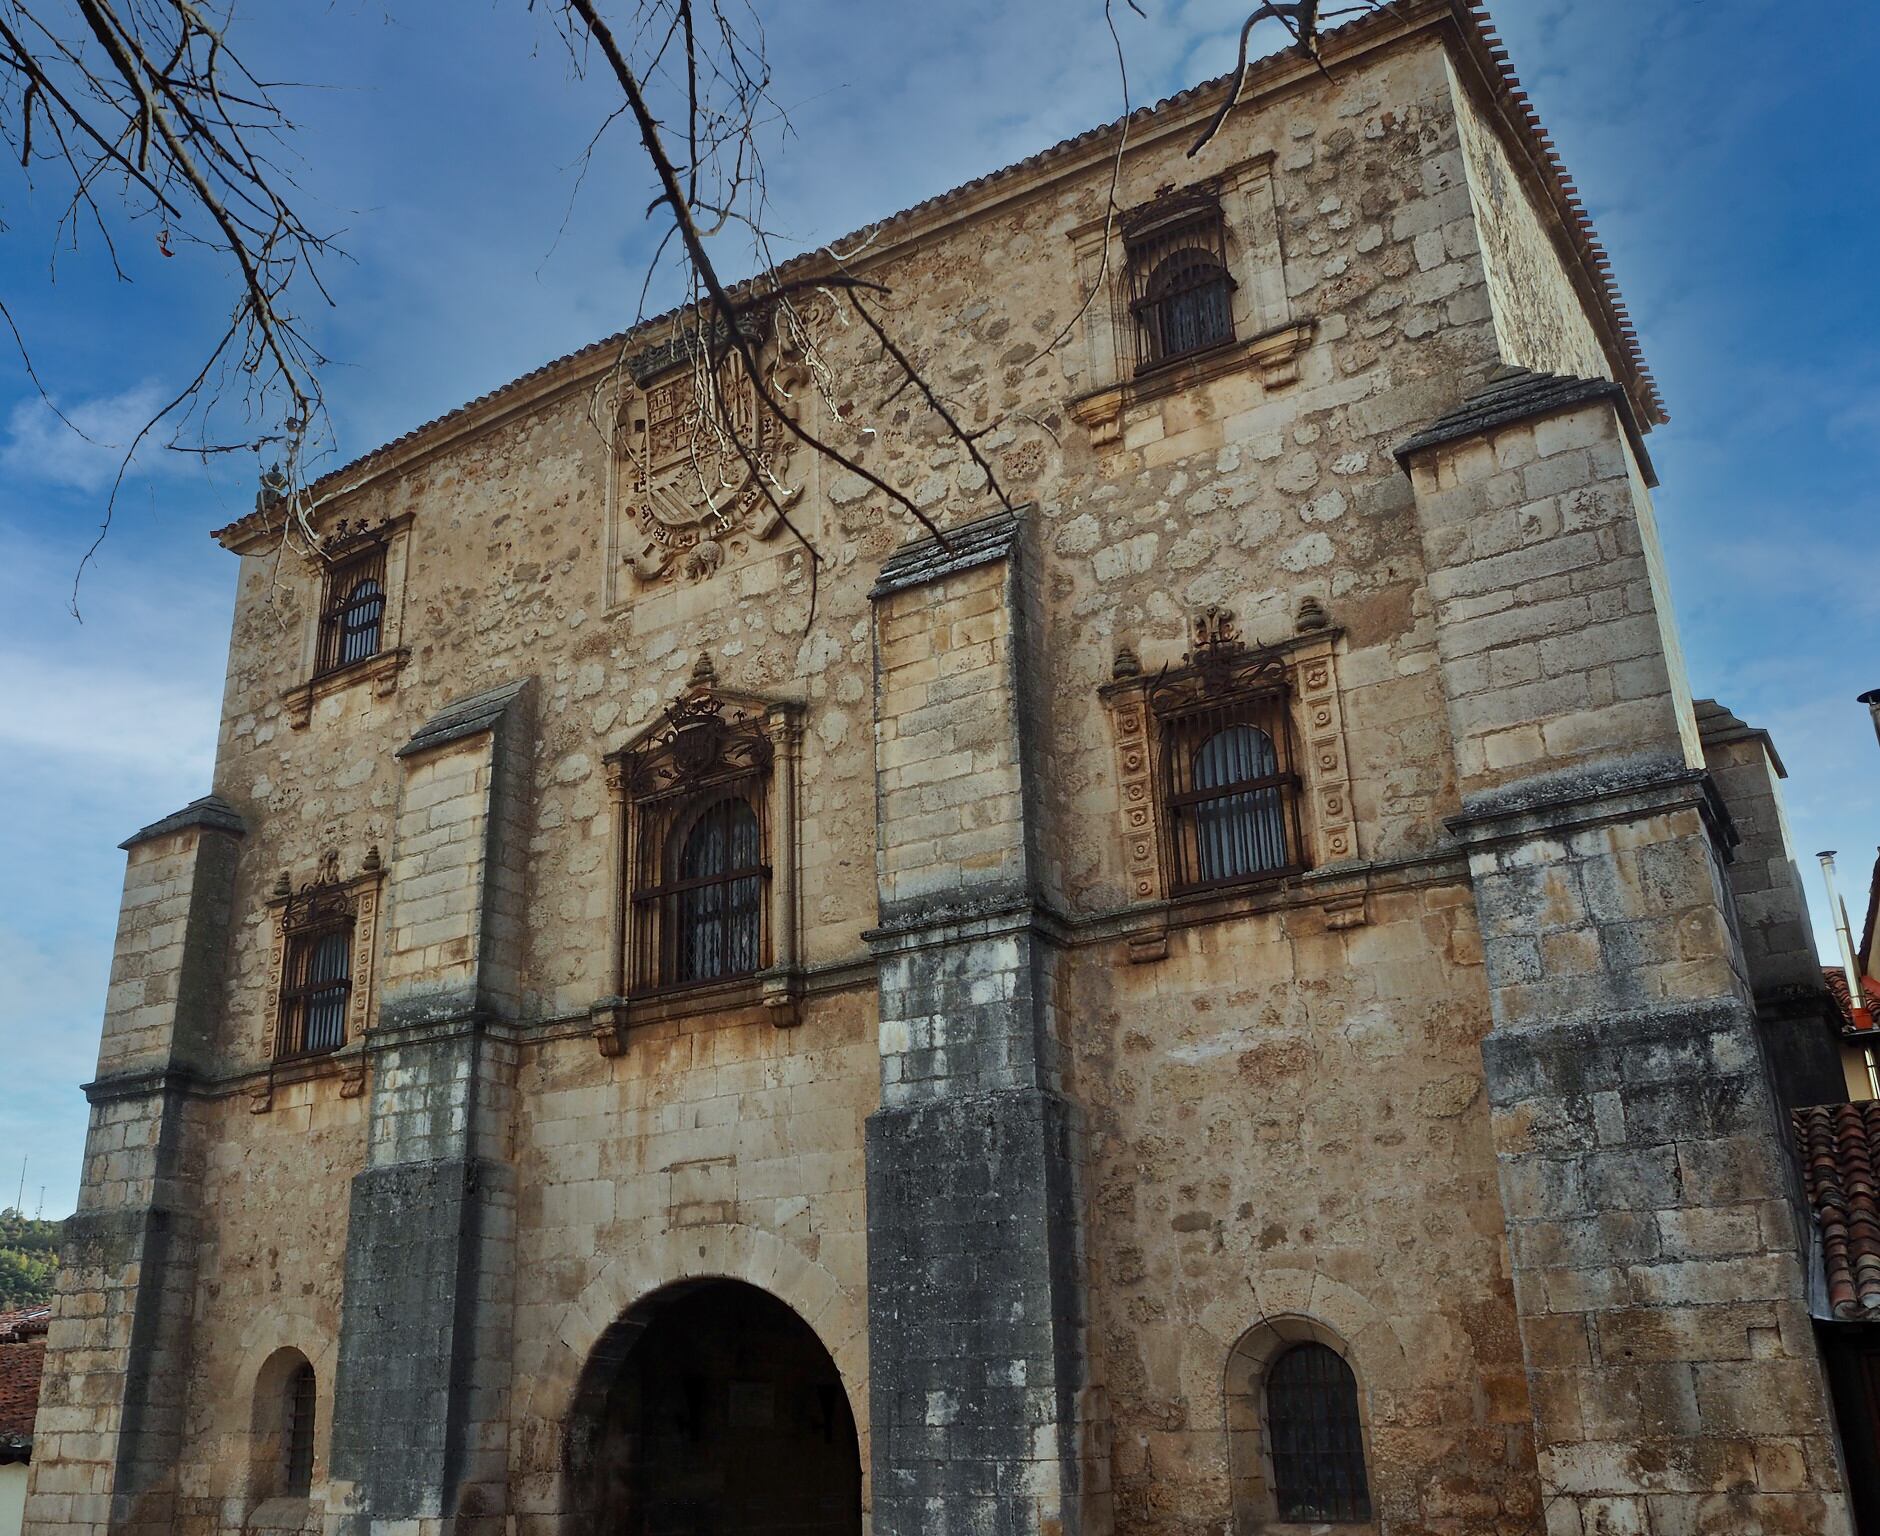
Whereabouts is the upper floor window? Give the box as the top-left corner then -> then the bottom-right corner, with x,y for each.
1152,612 -> 1302,895
621,660 -> 776,997
1266,1343 -> 1371,1524
1125,193 -> 1236,372
670,794 -> 764,984
279,879 -> 354,1058
316,541 -> 387,676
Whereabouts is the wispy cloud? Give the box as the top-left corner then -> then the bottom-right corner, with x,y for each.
1,382 -> 186,494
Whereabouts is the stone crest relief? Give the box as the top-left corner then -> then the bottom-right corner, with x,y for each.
615,344 -> 803,585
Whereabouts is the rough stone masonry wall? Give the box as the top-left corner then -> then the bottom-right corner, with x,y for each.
26,815 -> 238,1536
1409,404 -> 1851,1535
865,520 -> 1100,1536
45,12 -> 1788,1536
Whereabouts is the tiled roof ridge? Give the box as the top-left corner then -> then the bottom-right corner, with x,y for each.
0,1307 -> 50,1344
212,0 -> 1659,547
1454,1 -> 1663,426
1796,1100 -> 1880,1318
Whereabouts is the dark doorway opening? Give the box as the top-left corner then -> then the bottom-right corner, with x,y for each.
566,1279 -> 861,1536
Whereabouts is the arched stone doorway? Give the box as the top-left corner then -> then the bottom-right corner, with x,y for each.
565,1278 -> 862,1536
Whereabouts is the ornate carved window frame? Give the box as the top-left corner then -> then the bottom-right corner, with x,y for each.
251,848 -> 384,1111
1101,608 -> 1357,955
593,657 -> 804,1054
1066,156 -> 1314,448
283,514 -> 413,728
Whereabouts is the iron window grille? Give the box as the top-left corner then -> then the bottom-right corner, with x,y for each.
1266,1343 -> 1372,1524
282,1359 -> 316,1497
278,883 -> 354,1058
314,541 -> 387,677
624,691 -> 773,996
1124,192 -> 1237,373
1149,612 -> 1304,896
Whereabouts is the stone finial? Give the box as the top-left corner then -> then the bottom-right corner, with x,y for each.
256,462 -> 287,512
690,652 -> 717,688
1112,645 -> 1141,681
272,870 -> 292,899
1295,595 -> 1331,633
361,845 -> 382,874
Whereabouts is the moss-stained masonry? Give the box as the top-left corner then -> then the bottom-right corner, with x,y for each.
24,4 -> 1854,1535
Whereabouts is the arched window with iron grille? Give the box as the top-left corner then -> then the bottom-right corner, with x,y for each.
278,883 -> 354,1058
1125,194 -> 1236,371
315,544 -> 387,675
669,795 -> 764,984
281,1358 -> 317,1497
1157,689 -> 1301,894
1190,724 -> 1290,884
1266,1343 -> 1371,1524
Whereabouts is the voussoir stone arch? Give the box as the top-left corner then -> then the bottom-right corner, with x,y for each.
206,1301 -> 341,1506
518,1221 -> 868,1476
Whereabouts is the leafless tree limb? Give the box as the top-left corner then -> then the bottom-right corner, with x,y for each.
2,0 -> 341,613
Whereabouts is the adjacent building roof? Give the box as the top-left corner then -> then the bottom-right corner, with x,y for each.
0,1308 -> 49,1461
1691,698 -> 1788,777
1796,1103 -> 1880,1320
1825,967 -> 1880,1035
210,0 -> 1661,551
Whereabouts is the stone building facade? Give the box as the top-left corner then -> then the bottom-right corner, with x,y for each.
22,3 -> 1862,1534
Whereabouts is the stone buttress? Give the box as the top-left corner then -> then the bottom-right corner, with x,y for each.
1399,370 -> 1852,1533
328,680 -> 532,1536
863,509 -> 1107,1536
24,797 -> 244,1536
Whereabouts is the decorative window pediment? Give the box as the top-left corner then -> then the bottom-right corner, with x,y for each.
595,657 -> 804,1051
285,513 -> 413,728
252,847 -> 384,1109
1101,604 -> 1358,955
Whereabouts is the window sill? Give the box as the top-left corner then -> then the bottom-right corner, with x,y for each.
283,646 -> 408,729
590,968 -> 803,1056
1069,320 -> 1314,448
248,1040 -> 367,1114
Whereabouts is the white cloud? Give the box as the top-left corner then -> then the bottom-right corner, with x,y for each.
0,382 -> 187,494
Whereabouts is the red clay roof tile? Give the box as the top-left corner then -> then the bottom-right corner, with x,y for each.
1796,1101 -> 1880,1319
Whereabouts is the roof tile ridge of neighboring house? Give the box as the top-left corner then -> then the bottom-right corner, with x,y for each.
1794,1099 -> 1880,1318
1860,846 -> 1878,977
211,0 -> 1658,550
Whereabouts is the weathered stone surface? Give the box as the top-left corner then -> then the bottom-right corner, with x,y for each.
27,7 -> 1849,1536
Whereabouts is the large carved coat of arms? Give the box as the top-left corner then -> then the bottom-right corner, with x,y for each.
615,343 -> 803,584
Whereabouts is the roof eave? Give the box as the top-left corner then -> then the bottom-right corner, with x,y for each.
212,0 -> 1661,546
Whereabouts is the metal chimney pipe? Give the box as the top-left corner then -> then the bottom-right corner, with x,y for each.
1860,688 -> 1880,752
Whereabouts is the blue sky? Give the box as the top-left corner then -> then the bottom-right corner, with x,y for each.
2,1 -> 1876,1217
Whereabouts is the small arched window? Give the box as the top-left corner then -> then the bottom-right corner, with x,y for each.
671,795 -> 763,984
1124,196 -> 1236,371
280,920 -> 352,1058
316,543 -> 388,675
1191,724 -> 1289,884
1140,247 -> 1235,364
1266,1343 -> 1370,1524
281,1358 -> 316,1497
336,578 -> 384,667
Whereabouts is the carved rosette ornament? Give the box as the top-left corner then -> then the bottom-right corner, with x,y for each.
617,339 -> 805,584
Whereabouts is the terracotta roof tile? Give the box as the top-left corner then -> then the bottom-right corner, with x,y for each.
0,1308 -> 49,1345
1824,967 -> 1880,1034
1796,1102 -> 1880,1319
0,1338 -> 46,1448
212,0 -> 1660,548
